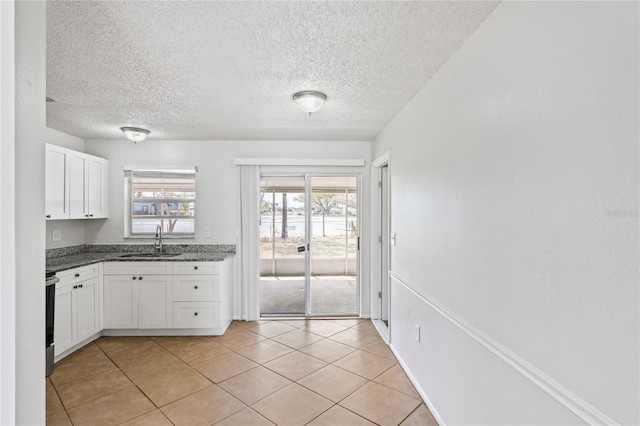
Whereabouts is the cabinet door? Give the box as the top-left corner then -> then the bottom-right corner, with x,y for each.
54,283 -> 75,356
45,144 -> 68,220
138,275 -> 172,328
76,277 -> 101,341
86,155 -> 108,218
104,276 -> 138,329
66,151 -> 87,219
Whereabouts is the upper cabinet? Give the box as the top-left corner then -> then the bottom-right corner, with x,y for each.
45,144 -> 67,220
45,144 -> 108,220
86,154 -> 108,218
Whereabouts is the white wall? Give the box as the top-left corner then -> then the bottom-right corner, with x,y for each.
14,1 -> 46,424
373,2 -> 638,425
0,1 -> 16,423
45,127 -> 86,249
84,139 -> 370,244
46,127 -> 83,151
84,139 -> 372,316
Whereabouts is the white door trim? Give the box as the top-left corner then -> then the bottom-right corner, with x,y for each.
370,151 -> 390,342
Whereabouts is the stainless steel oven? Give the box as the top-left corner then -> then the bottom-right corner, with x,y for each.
45,272 -> 58,376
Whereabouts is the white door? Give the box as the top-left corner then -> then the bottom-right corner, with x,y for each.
66,150 -> 87,219
45,144 -> 67,220
104,276 -> 138,328
76,277 -> 100,341
54,283 -> 75,356
138,275 -> 172,328
86,155 -> 108,218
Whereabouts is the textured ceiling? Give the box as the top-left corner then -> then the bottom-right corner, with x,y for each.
46,1 -> 499,141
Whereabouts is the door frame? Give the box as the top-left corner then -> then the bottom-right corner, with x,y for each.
259,171 -> 362,318
371,151 -> 391,342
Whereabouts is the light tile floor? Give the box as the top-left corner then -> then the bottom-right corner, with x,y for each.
46,319 -> 438,426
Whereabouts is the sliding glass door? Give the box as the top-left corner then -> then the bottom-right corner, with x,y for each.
308,176 -> 358,315
259,174 -> 359,317
259,177 -> 306,316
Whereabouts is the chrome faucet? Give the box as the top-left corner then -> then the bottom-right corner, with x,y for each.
155,224 -> 163,253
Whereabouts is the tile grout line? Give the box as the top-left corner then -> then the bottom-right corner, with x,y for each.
95,338 -> 166,424
49,320 -> 426,426
211,324 -> 367,424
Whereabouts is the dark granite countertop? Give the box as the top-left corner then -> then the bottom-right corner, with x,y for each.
46,244 -> 235,274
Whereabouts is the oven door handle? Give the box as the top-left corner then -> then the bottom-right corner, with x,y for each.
46,276 -> 59,287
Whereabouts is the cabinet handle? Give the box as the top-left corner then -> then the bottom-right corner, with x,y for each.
194,312 -> 198,316
73,285 -> 78,289
46,214 -> 51,219
75,273 -> 80,277
194,285 -> 198,290
78,284 -> 83,288
194,266 -> 198,270
132,276 -> 137,280
85,214 -> 89,217
89,214 -> 94,217
139,276 -> 143,280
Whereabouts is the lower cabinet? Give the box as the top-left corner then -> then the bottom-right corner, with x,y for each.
54,258 -> 233,361
103,259 -> 232,332
102,275 -> 138,328
139,275 -> 172,328
103,262 -> 172,329
54,264 -> 102,357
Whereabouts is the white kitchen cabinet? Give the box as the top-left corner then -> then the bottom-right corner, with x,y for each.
103,259 -> 232,333
172,260 -> 232,330
76,276 -> 101,341
103,275 -> 139,328
45,144 -> 67,220
54,264 -> 102,357
86,154 -> 108,218
67,149 -> 87,219
54,282 -> 75,354
103,262 -> 173,329
45,144 -> 108,220
138,275 -> 172,328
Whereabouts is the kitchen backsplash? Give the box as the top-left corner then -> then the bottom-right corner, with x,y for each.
46,244 -> 236,259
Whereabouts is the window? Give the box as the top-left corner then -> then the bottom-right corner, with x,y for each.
124,168 -> 196,237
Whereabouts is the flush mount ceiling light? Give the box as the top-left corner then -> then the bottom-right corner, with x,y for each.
121,127 -> 150,143
293,91 -> 327,116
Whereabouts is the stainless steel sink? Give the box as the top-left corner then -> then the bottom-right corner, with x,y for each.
118,253 -> 180,258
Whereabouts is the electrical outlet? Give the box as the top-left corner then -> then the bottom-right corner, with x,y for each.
52,230 -> 62,242
415,324 -> 421,342
204,227 -> 211,238
391,232 -> 397,246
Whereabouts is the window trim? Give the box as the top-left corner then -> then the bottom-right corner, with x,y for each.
124,166 -> 197,239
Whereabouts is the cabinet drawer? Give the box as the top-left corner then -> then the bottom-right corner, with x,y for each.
173,262 -> 220,275
172,302 -> 219,328
57,264 -> 100,287
173,275 -> 220,301
103,261 -> 173,275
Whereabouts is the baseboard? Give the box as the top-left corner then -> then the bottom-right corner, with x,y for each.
389,272 -> 619,426
372,319 -> 389,344
54,332 -> 101,363
390,343 -> 446,426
